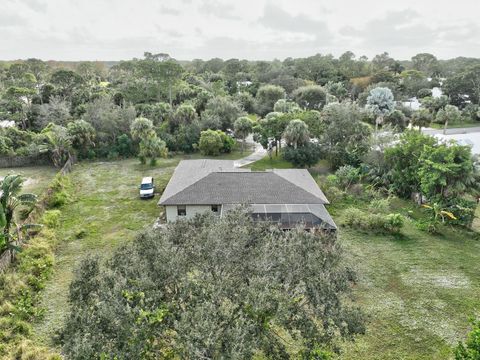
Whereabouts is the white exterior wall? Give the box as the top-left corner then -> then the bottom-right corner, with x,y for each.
165,205 -> 218,222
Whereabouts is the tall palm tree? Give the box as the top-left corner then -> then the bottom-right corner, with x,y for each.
0,175 -> 37,252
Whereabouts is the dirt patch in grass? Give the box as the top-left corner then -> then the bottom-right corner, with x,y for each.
0,166 -> 57,196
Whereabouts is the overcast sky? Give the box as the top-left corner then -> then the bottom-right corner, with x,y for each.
1,0 -> 479,61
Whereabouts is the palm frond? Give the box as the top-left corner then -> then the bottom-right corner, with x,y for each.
17,193 -> 38,205
440,211 -> 457,220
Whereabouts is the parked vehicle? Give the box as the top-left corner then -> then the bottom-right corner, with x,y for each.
139,177 -> 155,199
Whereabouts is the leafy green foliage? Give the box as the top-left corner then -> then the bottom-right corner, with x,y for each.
292,85 -> 327,110
320,102 -> 371,169
455,318 -> 480,360
255,84 -> 286,116
282,142 -> 322,167
60,210 -> 364,359
198,129 -> 233,156
0,172 -> 70,358
283,119 -> 309,148
0,175 -> 37,252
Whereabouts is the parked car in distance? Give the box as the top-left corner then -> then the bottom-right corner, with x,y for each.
139,177 -> 155,199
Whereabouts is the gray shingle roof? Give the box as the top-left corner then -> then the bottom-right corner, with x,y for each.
160,171 -> 327,205
159,160 -> 329,206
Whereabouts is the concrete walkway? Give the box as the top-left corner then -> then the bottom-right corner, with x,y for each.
233,135 -> 267,167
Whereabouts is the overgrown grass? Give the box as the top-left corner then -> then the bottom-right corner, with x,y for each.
319,184 -> 480,359
0,173 -> 70,359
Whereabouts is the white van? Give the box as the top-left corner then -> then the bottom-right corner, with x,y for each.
139,177 -> 155,199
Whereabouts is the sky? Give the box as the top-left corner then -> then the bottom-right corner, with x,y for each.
1,0 -> 479,61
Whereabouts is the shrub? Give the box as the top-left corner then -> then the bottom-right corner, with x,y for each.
198,129 -> 224,156
46,175 -> 71,209
343,207 -> 403,234
335,165 -> 361,190
324,186 -> 345,203
282,143 -> 322,167
42,210 -> 61,229
49,191 -> 68,208
385,213 -> 405,233
368,198 -> 391,214
455,318 -> 480,360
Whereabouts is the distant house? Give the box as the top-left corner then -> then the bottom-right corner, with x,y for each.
0,120 -> 15,128
158,160 -> 337,230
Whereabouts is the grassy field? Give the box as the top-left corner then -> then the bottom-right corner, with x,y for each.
33,158 -> 181,347
0,165 -> 57,196
332,201 -> 480,359
311,177 -> 480,359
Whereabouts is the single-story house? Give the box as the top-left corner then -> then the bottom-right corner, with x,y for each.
158,160 -> 337,230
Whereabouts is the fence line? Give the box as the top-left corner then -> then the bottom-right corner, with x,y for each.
0,154 -> 76,272
0,154 -> 51,168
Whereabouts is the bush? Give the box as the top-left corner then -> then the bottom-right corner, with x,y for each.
343,207 -> 403,234
49,191 -> 68,208
385,213 -> 405,233
42,210 -> 61,229
335,165 -> 361,190
198,129 -> 224,156
282,143 -> 322,167
455,318 -> 480,360
368,198 -> 391,214
0,224 -> 60,357
46,175 -> 71,209
324,186 -> 345,203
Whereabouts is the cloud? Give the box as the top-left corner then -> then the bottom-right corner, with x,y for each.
258,3 -> 332,43
339,9 -> 480,55
18,0 -> 47,13
198,0 -> 240,20
340,10 -> 437,48
0,11 -> 27,28
160,5 -> 180,16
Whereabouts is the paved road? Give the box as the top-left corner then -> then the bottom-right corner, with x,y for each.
233,135 -> 267,167
422,126 -> 480,135
422,126 -> 480,155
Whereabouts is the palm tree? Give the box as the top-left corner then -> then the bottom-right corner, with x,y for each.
283,119 -> 309,149
0,175 -> 37,253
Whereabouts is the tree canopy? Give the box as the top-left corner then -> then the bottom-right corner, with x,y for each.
60,210 -> 364,359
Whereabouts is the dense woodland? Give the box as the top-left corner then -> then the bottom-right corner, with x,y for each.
0,52 -> 479,163
1,52 -> 480,359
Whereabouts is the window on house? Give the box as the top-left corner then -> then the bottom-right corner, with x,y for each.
177,205 -> 186,216
211,205 -> 219,213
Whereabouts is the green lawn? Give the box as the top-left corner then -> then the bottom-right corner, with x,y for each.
321,189 -> 480,359
247,152 -> 295,171
33,158 -> 181,348
0,165 -> 57,196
